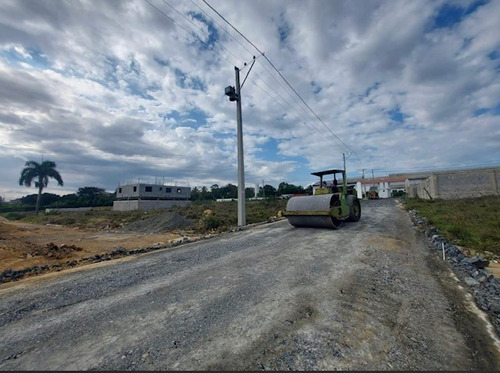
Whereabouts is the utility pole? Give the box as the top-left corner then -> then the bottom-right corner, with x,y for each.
225,67 -> 246,226
235,66 -> 246,226
225,58 -> 256,226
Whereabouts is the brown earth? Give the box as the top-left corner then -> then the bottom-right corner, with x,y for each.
0,216 -> 200,275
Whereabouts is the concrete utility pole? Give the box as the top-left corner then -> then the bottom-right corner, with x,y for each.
235,67 -> 246,226
225,58 -> 256,226
225,67 -> 246,226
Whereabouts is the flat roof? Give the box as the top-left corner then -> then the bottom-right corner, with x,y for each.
311,169 -> 345,177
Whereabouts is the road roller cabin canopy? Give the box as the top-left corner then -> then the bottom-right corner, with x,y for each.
311,169 -> 346,195
311,169 -> 345,177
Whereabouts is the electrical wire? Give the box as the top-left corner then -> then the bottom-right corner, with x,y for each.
144,0 -> 237,68
147,0 -> 362,166
151,0 -> 344,151
160,0 -> 246,66
191,0 -> 256,59
201,0 -> 361,161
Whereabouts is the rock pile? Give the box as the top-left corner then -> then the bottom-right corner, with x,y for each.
408,209 -> 500,337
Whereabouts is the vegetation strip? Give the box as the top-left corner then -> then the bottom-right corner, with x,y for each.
406,203 -> 500,338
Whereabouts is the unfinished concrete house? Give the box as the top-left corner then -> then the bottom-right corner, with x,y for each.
113,183 -> 191,211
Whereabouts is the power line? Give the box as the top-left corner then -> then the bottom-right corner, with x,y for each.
202,0 -> 360,161
147,0 -> 362,165
160,0 -> 245,66
202,0 -> 263,54
373,161 -> 500,174
144,0 -> 236,67
191,0 -> 256,58
193,0 -> 353,154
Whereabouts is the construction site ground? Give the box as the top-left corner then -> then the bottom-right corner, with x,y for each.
0,199 -> 499,370
0,215 -> 201,278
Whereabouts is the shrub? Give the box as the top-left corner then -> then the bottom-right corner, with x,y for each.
4,212 -> 28,221
203,215 -> 223,231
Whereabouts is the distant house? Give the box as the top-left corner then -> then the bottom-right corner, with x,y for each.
356,177 -> 406,199
113,183 -> 191,211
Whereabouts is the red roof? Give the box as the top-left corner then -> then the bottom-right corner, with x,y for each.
358,177 -> 406,184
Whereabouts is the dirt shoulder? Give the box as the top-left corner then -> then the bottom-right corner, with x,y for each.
0,216 -> 202,282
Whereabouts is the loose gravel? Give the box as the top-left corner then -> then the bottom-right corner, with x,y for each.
0,199 -> 499,370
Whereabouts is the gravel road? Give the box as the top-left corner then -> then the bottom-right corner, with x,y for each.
1,199 -> 499,370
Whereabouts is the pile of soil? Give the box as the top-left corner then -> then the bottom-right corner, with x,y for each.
119,212 -> 193,233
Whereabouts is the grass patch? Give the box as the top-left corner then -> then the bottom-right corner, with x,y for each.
5,199 -> 288,234
403,195 -> 500,257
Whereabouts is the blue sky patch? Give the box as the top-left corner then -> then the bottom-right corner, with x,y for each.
473,103 -> 500,116
174,68 -> 206,91
488,50 -> 499,60
1,47 -> 50,69
278,12 -> 290,43
154,57 -> 170,67
160,108 -> 207,128
365,82 -> 381,97
311,81 -> 322,94
433,0 -> 488,29
388,106 -> 407,123
188,12 -> 220,51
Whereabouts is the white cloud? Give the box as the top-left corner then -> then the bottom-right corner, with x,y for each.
0,0 -> 498,201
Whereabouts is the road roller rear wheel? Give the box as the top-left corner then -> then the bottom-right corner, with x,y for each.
347,195 -> 361,222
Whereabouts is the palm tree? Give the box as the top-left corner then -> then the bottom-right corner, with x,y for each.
19,160 -> 64,215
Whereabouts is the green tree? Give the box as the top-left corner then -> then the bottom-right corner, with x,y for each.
258,184 -> 277,197
77,187 -> 105,200
210,184 -> 222,199
220,184 -> 237,199
201,186 -> 210,200
278,182 -> 304,195
191,187 -> 201,201
245,187 -> 255,198
76,186 -> 113,206
19,160 -> 64,215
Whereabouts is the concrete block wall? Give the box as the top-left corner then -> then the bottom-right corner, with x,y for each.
415,168 -> 499,200
113,200 -> 191,211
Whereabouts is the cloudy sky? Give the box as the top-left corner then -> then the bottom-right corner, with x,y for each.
1,0 -> 499,200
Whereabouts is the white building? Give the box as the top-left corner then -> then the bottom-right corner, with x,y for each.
356,177 -> 406,199
113,183 -> 191,211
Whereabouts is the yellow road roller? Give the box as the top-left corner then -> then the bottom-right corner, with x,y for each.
282,168 -> 361,229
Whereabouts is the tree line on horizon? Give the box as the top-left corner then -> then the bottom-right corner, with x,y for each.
0,159 -> 312,213
190,182 -> 311,201
1,181 -> 311,212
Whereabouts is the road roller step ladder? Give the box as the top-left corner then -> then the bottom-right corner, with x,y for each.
283,168 -> 361,229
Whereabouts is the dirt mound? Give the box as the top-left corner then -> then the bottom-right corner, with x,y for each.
119,212 -> 193,233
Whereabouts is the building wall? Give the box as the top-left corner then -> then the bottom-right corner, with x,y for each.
405,178 -> 427,198
415,168 -> 499,199
113,200 -> 191,211
356,181 -> 403,199
116,184 -> 191,200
